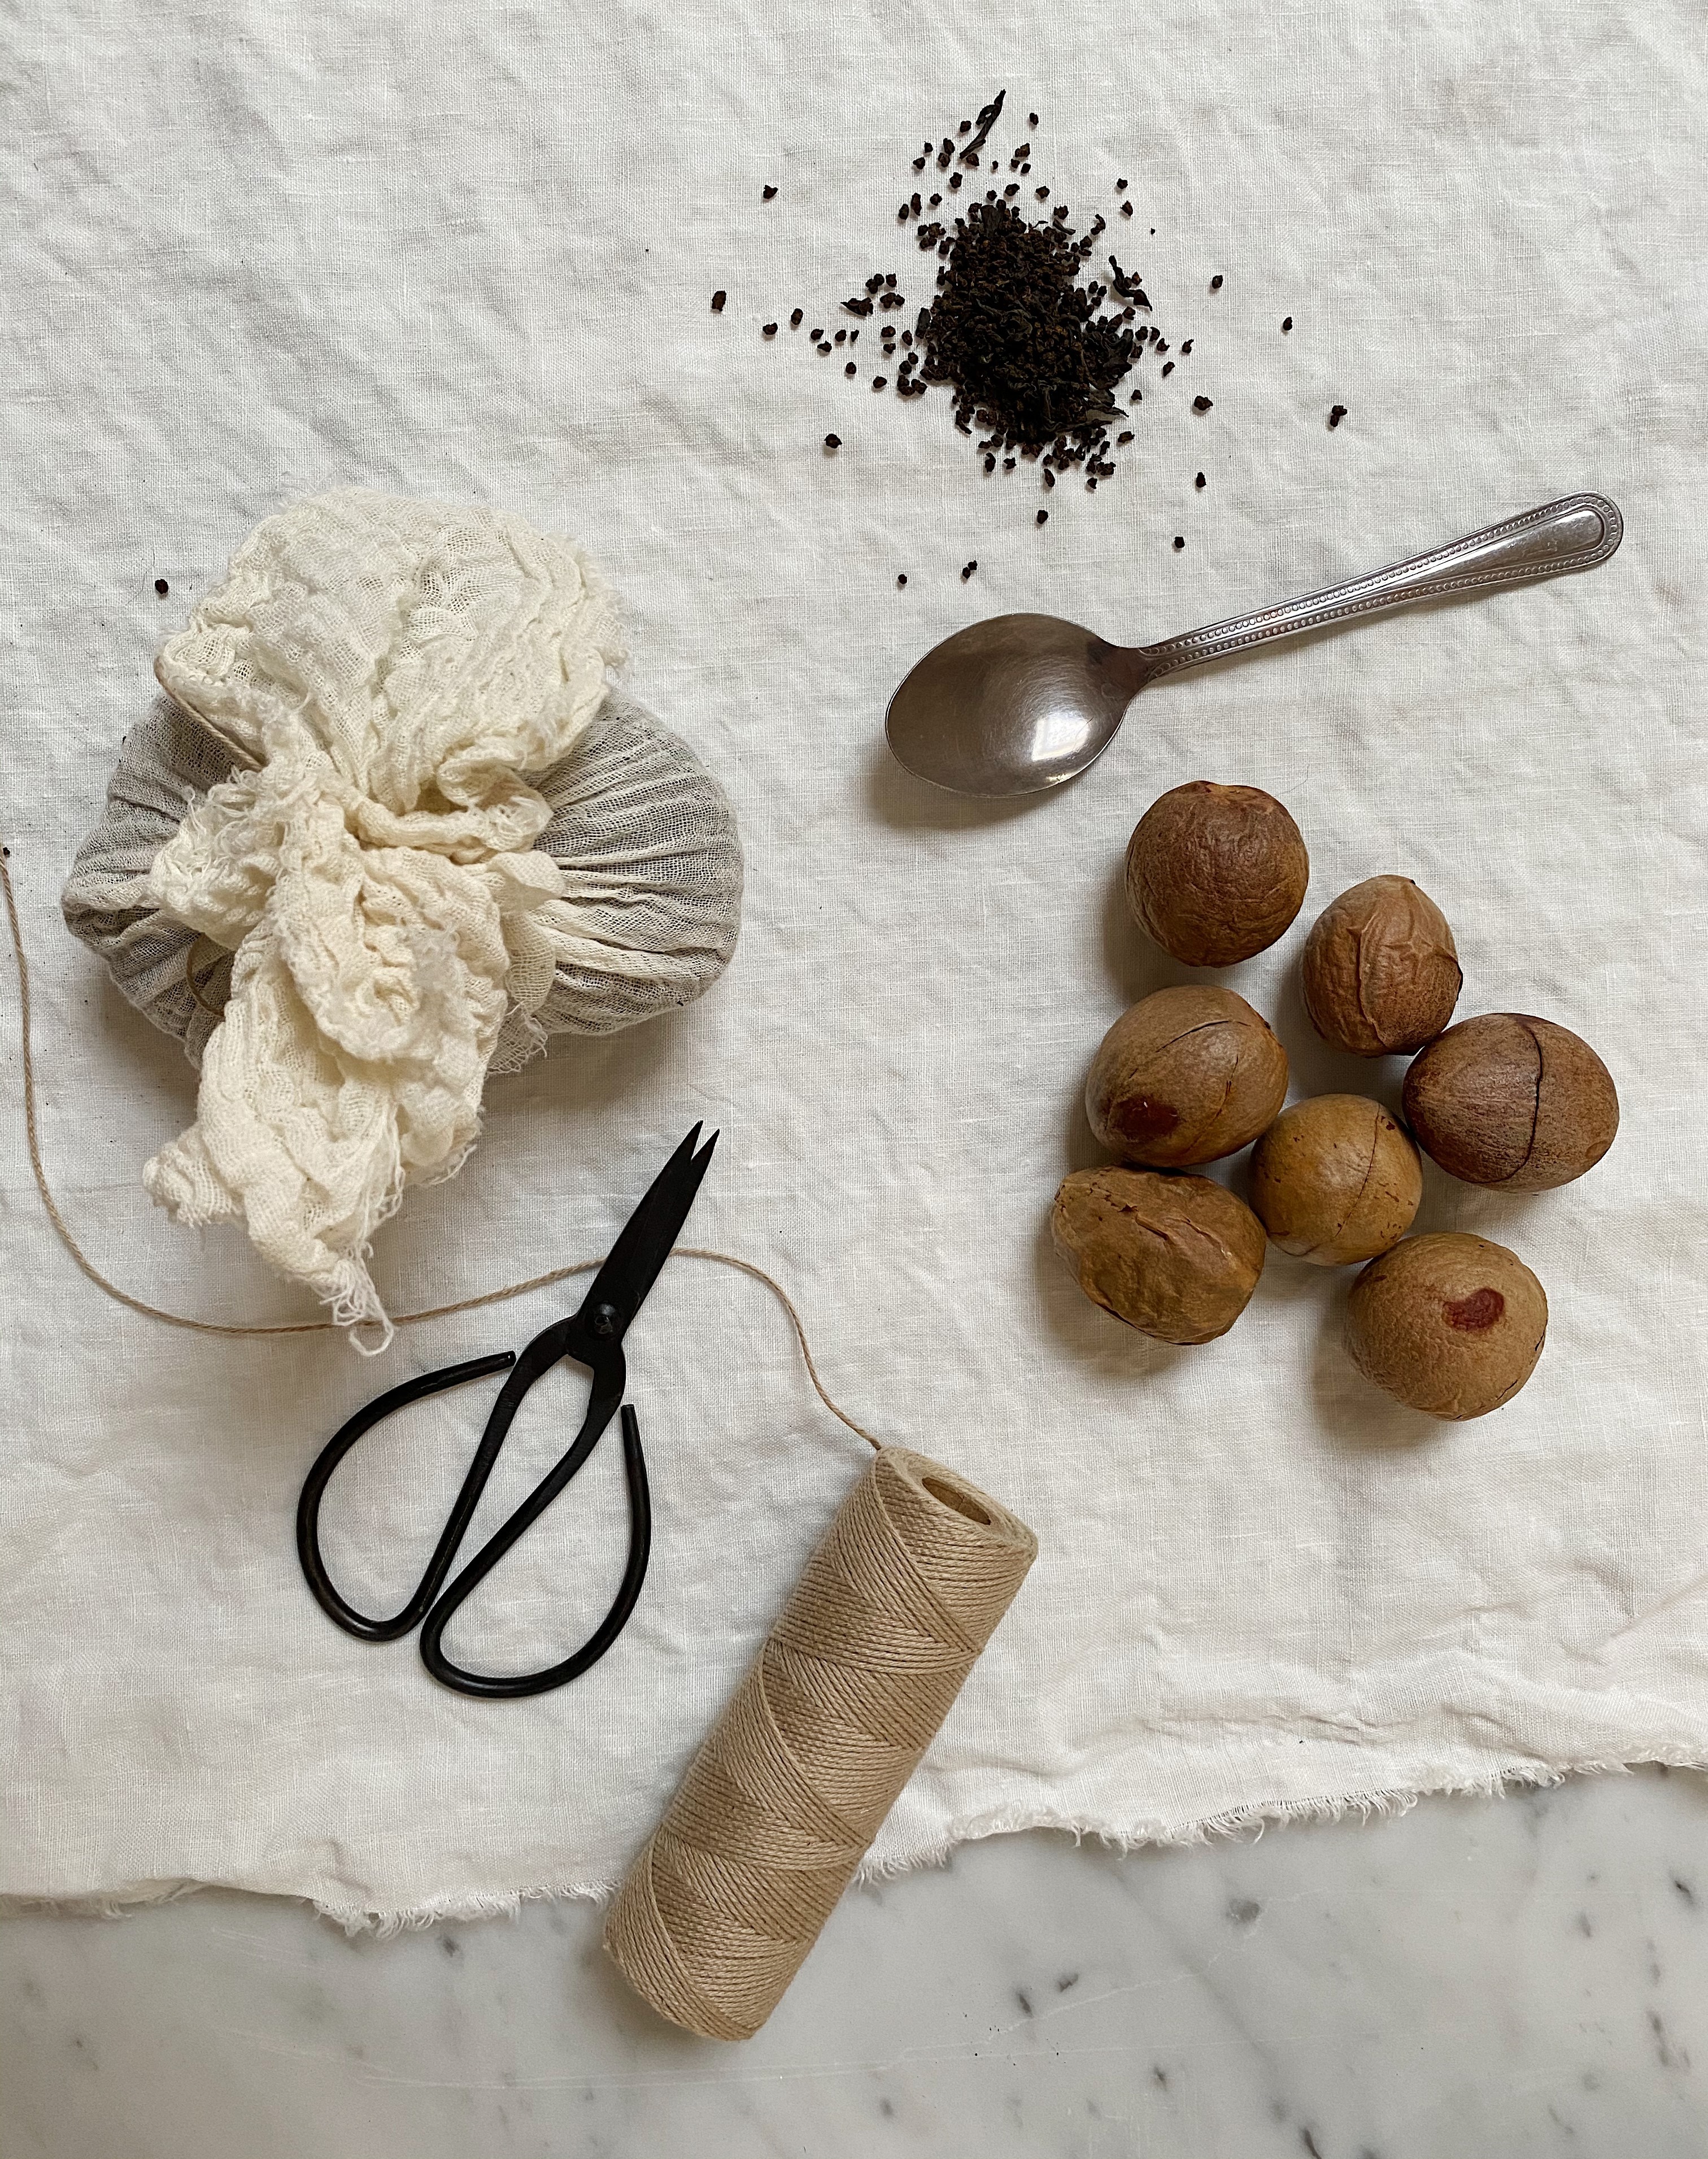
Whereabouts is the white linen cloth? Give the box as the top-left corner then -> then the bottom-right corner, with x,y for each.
2,0 -> 1705,1926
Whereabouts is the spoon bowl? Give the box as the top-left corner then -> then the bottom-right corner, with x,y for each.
884,494 -> 1623,799
884,614 -> 1138,797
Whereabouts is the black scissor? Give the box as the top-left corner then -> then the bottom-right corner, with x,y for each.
297,1125 -> 717,1699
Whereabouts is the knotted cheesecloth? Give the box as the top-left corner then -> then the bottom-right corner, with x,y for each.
62,490 -> 743,1348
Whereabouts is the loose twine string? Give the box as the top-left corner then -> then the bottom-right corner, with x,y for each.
0,845 -> 877,1447
5,844 -> 1041,2043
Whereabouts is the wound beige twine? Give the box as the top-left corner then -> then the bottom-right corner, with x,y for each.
604,1445 -> 1038,2039
6,846 -> 1039,2037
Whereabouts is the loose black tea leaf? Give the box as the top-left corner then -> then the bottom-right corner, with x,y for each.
154,577 -> 169,595
961,560 -> 978,578
790,308 -> 803,328
897,573 -> 908,586
711,290 -> 727,312
1328,403 -> 1348,428
824,433 -> 841,449
1195,471 -> 1206,489
1192,395 -> 1214,412
1036,510 -> 1049,524
964,90 -> 1006,156
763,186 -> 778,201
762,322 -> 777,336
1281,315 -> 1293,332
1173,536 -> 1185,550
1209,274 -> 1223,290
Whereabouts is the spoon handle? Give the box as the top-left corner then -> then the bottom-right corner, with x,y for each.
1134,493 -> 1622,684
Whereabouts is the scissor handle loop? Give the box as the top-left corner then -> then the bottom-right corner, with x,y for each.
295,1336 -> 652,1696
296,1352 -> 518,1642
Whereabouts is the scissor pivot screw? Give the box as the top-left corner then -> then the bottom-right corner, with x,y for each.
590,1302 -> 620,1338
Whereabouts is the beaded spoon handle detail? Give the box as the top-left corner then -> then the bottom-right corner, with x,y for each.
884,492 -> 1623,798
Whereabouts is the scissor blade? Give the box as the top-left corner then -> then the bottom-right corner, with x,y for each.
576,1125 -> 718,1337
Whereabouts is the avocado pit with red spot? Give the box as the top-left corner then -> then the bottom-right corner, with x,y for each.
1085,985 -> 1288,1169
1345,1233 -> 1548,1420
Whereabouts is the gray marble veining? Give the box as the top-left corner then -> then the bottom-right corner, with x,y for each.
4,1770 -> 1706,2157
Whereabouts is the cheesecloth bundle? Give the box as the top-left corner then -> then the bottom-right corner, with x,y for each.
61,490 -> 743,1347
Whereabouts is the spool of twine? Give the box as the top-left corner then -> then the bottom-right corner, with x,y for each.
604,1445 -> 1038,2040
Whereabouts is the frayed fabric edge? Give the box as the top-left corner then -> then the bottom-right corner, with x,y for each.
6,1747 -> 1705,1935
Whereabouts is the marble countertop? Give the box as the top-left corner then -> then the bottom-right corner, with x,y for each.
4,1768 -> 1705,2158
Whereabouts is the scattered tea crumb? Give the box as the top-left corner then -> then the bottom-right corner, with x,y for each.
1194,471 -> 1206,489
845,362 -> 857,375
1116,177 -> 1127,191
872,376 -> 887,389
1281,315 -> 1293,332
824,433 -> 841,449
1173,536 -> 1185,550
1036,509 -> 1049,524
711,290 -> 727,312
1192,395 -> 1214,412
790,308 -> 803,327
1117,430 -> 1134,445
1209,274 -> 1223,290
1029,111 -> 1039,127
1161,360 -> 1174,376
154,577 -> 169,595
1328,403 -> 1348,428
762,322 -> 777,336
762,185 -> 778,201
961,560 -> 978,579
897,573 -> 908,586
1119,202 -> 1133,217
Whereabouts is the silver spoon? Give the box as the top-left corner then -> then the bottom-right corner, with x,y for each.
884,493 -> 1623,799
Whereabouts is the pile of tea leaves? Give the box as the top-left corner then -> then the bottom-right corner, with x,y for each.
729,89 -> 1237,503
913,197 -> 1145,482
